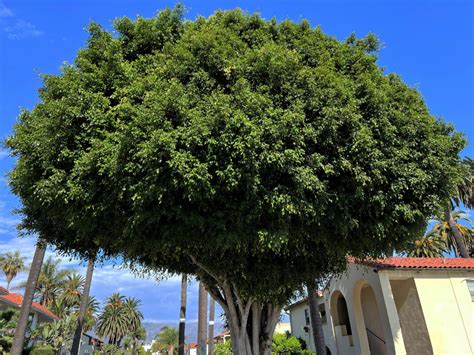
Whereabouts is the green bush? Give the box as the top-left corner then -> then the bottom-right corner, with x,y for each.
30,344 -> 55,355
214,340 -> 232,355
272,333 -> 302,354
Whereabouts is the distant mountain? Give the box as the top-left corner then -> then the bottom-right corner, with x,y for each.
142,320 -> 225,344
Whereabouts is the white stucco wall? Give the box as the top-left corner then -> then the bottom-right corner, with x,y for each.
288,298 -> 333,353
412,271 -> 474,354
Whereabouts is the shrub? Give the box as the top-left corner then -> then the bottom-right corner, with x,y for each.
214,340 -> 232,355
30,344 -> 55,355
272,333 -> 302,354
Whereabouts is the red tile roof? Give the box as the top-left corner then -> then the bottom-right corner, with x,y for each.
0,292 -> 59,320
350,257 -> 474,270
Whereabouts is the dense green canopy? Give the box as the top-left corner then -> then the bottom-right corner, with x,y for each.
7,7 -> 465,301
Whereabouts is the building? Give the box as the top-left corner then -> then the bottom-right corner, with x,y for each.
288,257 -> 474,355
274,322 -> 291,335
0,286 -> 58,328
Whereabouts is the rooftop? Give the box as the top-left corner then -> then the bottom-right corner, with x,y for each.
0,290 -> 59,320
350,257 -> 474,270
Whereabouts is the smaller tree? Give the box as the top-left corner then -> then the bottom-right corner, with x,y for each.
31,314 -> 77,352
431,210 -> 473,257
0,250 -> 27,291
407,230 -> 448,258
153,326 -> 179,354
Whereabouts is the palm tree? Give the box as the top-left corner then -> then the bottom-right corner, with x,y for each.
19,255 -> 72,307
197,282 -> 207,355
208,296 -> 215,355
178,274 -> 187,355
407,230 -> 448,258
154,326 -> 179,354
431,210 -> 473,257
71,256 -> 95,355
11,240 -> 46,354
82,296 -> 100,332
61,272 -> 85,308
443,157 -> 474,258
96,293 -> 143,346
123,297 -> 144,335
96,300 -> 128,345
306,278 -> 326,355
0,250 -> 27,291
131,325 -> 147,355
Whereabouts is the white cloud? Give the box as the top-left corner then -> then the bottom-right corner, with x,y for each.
0,2 -> 13,17
4,19 -> 43,40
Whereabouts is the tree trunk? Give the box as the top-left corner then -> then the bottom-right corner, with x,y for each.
208,296 -> 215,355
445,208 -> 470,258
71,256 -> 95,355
197,282 -> 208,355
11,240 -> 46,355
6,274 -> 12,291
307,279 -> 326,355
190,257 -> 283,355
178,274 -> 187,355
206,283 -> 281,355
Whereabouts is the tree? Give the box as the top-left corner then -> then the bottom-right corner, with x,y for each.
6,7 -> 467,354
0,250 -> 27,291
208,296 -> 216,355
306,279 -> 326,355
71,257 -> 95,355
407,229 -> 448,257
20,255 -> 72,307
178,274 -> 187,355
61,272 -> 85,307
431,210 -> 473,257
31,314 -> 77,352
11,240 -> 46,354
154,326 -> 179,354
95,293 -> 143,346
197,282 -> 207,355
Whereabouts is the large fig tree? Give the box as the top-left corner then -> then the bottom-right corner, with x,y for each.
6,7 -> 465,354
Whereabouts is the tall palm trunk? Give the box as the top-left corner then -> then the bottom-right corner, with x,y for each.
11,240 -> 46,355
197,282 -> 207,355
71,256 -> 95,355
208,296 -> 215,355
178,274 -> 187,355
307,279 -> 326,355
6,274 -> 13,291
445,208 -> 470,258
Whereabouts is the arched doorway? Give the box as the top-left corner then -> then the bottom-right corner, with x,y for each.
359,284 -> 387,355
330,291 -> 354,353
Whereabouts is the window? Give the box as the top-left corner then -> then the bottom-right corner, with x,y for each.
304,308 -> 310,325
319,303 -> 327,324
467,280 -> 474,301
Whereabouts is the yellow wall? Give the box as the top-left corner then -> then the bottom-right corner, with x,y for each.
412,271 -> 474,354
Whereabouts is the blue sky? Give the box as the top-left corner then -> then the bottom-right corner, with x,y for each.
0,0 -> 473,327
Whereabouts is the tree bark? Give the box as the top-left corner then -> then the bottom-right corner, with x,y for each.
11,240 -> 46,355
71,256 -> 95,355
197,282 -> 208,355
208,296 -> 215,355
178,274 -> 187,355
190,257 -> 283,355
6,274 -> 12,291
307,279 -> 326,355
445,208 -> 470,258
